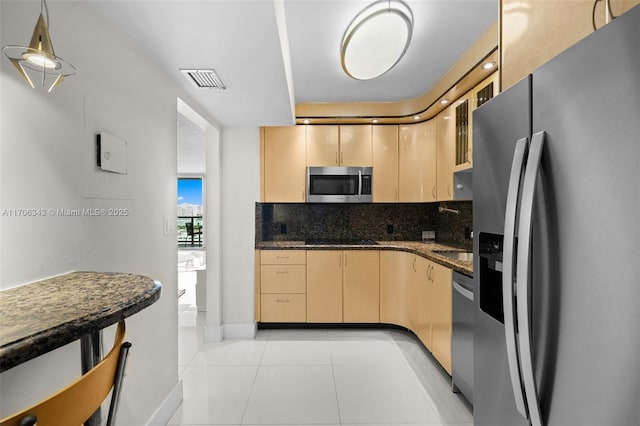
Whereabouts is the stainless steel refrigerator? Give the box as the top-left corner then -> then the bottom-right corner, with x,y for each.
473,6 -> 640,426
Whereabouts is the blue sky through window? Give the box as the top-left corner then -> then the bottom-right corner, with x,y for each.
178,178 -> 202,205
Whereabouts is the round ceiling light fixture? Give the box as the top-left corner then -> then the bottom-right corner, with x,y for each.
340,0 -> 414,81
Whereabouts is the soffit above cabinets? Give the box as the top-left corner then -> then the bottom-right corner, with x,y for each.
89,0 -> 498,126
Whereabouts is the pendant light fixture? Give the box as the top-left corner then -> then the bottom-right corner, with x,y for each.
2,0 -> 77,92
340,0 -> 413,80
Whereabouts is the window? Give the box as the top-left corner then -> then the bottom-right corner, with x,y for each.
177,178 -> 203,247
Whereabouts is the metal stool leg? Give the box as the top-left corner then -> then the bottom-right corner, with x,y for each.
81,330 -> 103,426
106,342 -> 132,426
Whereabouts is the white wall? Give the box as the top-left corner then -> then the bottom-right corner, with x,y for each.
218,128 -> 260,338
0,2 -> 179,424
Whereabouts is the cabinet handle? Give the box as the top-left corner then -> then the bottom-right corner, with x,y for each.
412,258 -> 416,272
427,265 -> 433,281
276,256 -> 290,259
276,298 -> 290,303
276,270 -> 290,274
448,183 -> 452,197
335,152 -> 338,165
432,185 -> 436,199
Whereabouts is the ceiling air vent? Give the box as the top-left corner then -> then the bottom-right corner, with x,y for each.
180,69 -> 226,89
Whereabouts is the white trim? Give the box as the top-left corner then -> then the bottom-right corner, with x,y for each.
223,322 -> 257,340
146,379 -> 183,426
203,324 -> 224,343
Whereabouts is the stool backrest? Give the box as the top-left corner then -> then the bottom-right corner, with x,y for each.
0,321 -> 127,426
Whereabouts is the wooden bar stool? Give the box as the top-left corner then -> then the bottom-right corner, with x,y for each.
0,321 -> 131,426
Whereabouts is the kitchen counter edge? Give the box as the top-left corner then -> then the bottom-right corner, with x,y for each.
255,241 -> 473,276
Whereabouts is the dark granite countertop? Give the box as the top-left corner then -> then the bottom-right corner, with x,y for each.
0,271 -> 162,372
255,240 -> 473,276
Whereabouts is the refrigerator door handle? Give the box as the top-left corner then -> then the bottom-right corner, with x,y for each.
502,137 -> 529,419
516,131 -> 546,426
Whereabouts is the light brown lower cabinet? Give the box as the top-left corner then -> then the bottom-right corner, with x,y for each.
261,294 -> 306,323
306,250 -> 343,323
380,251 -> 412,329
258,248 -> 453,375
415,256 -> 432,350
343,251 -> 380,323
307,250 -> 380,323
430,261 -> 453,374
255,250 -> 261,322
260,250 -> 306,322
380,251 -> 452,372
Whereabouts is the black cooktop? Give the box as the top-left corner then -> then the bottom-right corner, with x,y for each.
304,239 -> 378,246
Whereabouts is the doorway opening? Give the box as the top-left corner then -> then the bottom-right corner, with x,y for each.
177,102 -> 206,317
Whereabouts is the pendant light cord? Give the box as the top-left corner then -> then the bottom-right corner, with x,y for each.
41,0 -> 50,28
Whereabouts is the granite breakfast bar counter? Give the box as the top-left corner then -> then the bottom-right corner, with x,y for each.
0,271 -> 162,372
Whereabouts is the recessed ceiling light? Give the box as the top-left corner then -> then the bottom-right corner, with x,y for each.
440,99 -> 449,105
482,62 -> 496,70
413,115 -> 421,120
372,119 -> 379,123
303,119 -> 311,124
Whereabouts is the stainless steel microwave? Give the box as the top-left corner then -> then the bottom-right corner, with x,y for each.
306,166 -> 372,203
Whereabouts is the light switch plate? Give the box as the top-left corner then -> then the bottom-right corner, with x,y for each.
97,132 -> 127,174
163,216 -> 175,235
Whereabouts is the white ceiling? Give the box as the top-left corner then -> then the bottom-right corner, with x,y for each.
90,0 -> 498,128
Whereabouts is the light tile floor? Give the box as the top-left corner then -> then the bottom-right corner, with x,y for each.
172,284 -> 472,426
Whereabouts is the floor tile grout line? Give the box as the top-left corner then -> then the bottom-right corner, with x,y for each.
238,334 -> 269,426
328,333 -> 344,426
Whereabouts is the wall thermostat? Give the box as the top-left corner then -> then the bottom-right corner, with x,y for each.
96,132 -> 127,174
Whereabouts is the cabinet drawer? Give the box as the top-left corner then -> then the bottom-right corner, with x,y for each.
261,265 -> 306,293
261,250 -> 306,265
261,294 -> 306,322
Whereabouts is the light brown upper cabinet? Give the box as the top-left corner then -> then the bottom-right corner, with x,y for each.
472,72 -> 499,112
307,125 -> 372,167
453,93 -> 472,172
398,120 -> 437,202
372,125 -> 399,202
501,0 -> 640,90
306,125 -> 339,166
436,105 -> 455,201
456,71 -> 499,173
262,126 -> 306,202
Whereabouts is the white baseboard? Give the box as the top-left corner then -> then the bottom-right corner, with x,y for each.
223,322 -> 257,340
146,379 -> 183,426
203,322 -> 256,343
203,324 -> 223,343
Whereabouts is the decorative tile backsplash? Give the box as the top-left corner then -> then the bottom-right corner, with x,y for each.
256,201 -> 472,250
